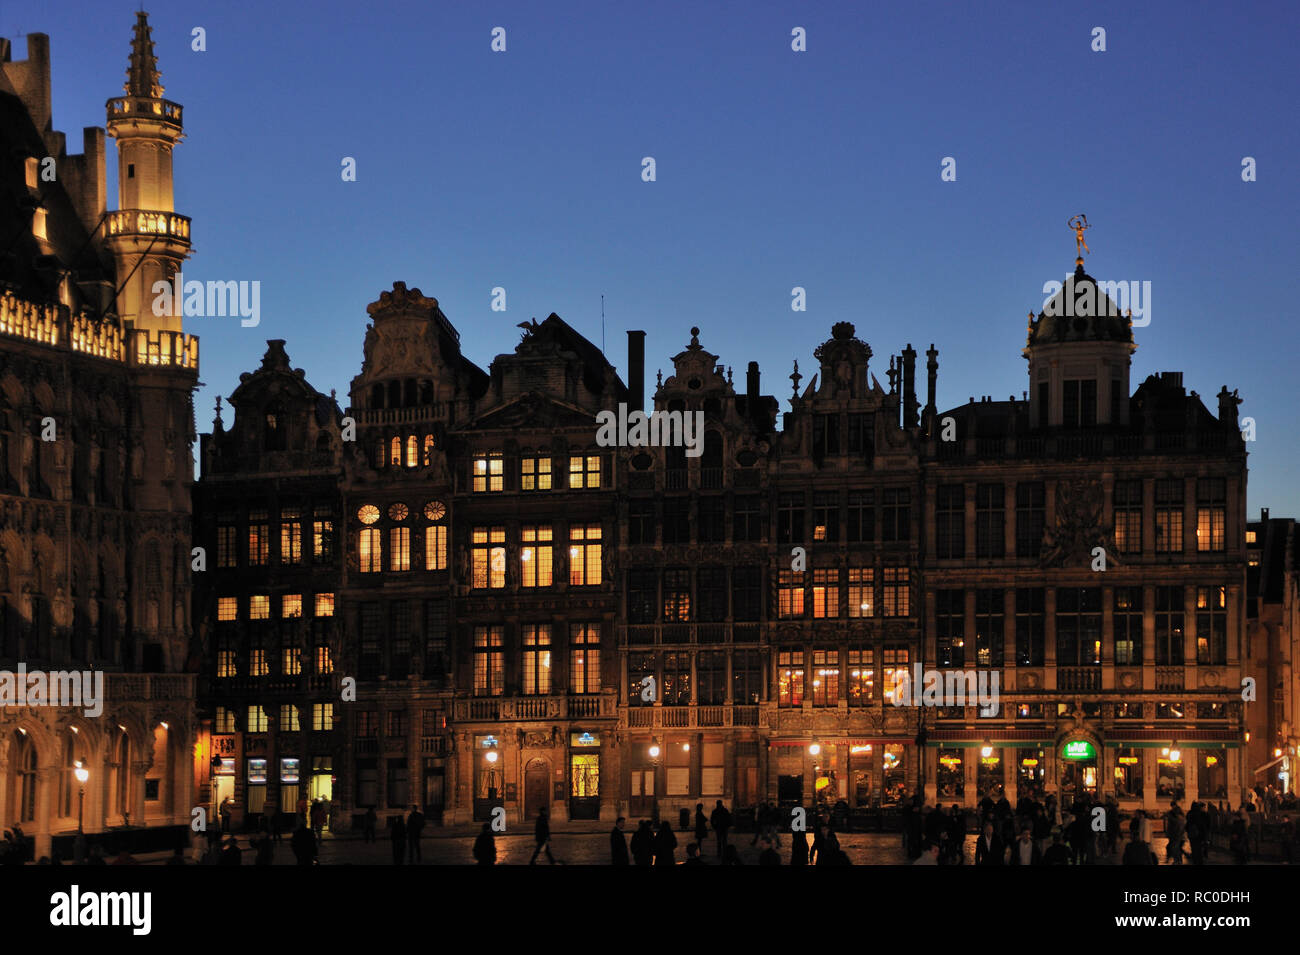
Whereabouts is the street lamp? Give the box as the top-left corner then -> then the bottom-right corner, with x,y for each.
74,761 -> 89,864
649,740 -> 662,824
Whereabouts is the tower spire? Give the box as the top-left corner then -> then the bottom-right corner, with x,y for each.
125,11 -> 163,99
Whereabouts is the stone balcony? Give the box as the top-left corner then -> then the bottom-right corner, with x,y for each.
453,694 -> 617,722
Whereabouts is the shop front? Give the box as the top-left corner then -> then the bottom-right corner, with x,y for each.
568,731 -> 601,820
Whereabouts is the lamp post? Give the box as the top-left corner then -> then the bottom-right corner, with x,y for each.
74,762 -> 89,863
648,741 -> 662,825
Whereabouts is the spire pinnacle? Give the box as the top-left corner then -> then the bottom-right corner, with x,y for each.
125,11 -> 163,98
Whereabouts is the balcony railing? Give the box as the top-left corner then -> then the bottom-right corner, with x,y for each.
454,695 -> 616,722
665,469 -> 687,491
623,704 -> 760,729
129,329 -> 199,369
106,209 -> 191,245
701,468 -> 723,489
1058,667 -> 1102,692
1155,667 -> 1185,691
108,95 -> 184,127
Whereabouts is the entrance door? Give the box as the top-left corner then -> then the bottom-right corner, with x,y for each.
569,754 -> 600,819
630,769 -> 655,816
524,760 -> 549,819
424,765 -> 444,823
213,776 -> 235,829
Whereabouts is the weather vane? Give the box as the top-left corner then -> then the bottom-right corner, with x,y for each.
1068,214 -> 1090,263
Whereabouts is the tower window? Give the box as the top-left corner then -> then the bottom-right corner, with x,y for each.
128,164 -> 135,179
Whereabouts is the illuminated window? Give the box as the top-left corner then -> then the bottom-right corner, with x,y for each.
569,454 -> 601,489
521,525 -> 553,587
473,453 -> 504,492
389,526 -> 411,571
217,649 -> 236,678
778,570 -> 805,618
569,524 -> 602,586
248,509 -> 269,565
882,647 -> 909,704
215,706 -> 236,734
249,647 -> 269,677
812,568 -> 839,618
1196,479 -> 1226,553
847,648 -> 874,705
359,527 -> 381,573
1155,479 -> 1184,553
388,503 -> 409,522
522,625 -> 552,694
1196,585 -> 1227,665
813,492 -> 837,542
247,705 -> 269,733
280,508 -> 302,564
315,644 -> 332,675
423,434 -> 435,466
314,593 -> 334,617
522,456 -> 552,491
250,595 -> 270,620
848,567 -> 873,618
472,526 -> 506,589
390,437 -> 402,468
1246,530 -> 1257,544
423,501 -> 446,521
569,624 -> 601,693
1155,586 -> 1184,665
281,632 -> 301,675
312,703 -> 334,731
1113,480 -> 1142,554
882,566 -> 910,617
405,435 -> 419,468
1113,587 -> 1143,665
424,524 -> 448,571
313,518 -> 334,561
777,649 -> 804,707
473,626 -> 505,696
811,649 -> 839,706
280,704 -> 300,732
358,505 -> 380,524
217,597 -> 238,622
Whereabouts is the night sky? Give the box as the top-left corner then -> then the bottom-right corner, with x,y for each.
20,0 -> 1298,513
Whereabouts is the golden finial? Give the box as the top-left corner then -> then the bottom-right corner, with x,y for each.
1068,214 -> 1090,265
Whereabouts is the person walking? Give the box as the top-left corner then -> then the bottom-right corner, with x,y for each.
406,805 -> 425,864
975,821 -> 1004,865
710,800 -> 732,859
529,808 -> 557,865
790,829 -> 809,866
1165,802 -> 1186,865
694,803 -> 709,848
1186,801 -> 1208,865
610,817 -> 629,865
311,799 -> 326,845
390,814 -> 406,865
473,823 -> 496,866
219,796 -> 234,834
630,820 -> 654,866
653,819 -> 677,866
1009,826 -> 1041,865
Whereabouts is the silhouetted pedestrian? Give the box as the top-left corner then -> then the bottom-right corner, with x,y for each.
710,800 -> 732,858
390,814 -> 406,865
610,817 -> 629,865
407,805 -> 425,863
630,820 -> 654,866
791,830 -> 809,866
473,823 -> 496,865
653,820 -> 677,866
530,808 -> 556,864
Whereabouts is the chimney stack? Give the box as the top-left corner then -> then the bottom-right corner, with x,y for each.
627,330 -> 646,412
746,361 -> 760,406
902,344 -> 918,428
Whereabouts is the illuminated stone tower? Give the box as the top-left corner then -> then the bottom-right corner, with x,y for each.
105,11 -> 191,337
108,13 -> 199,674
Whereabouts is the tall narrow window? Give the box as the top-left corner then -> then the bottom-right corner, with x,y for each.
1015,482 -> 1045,558
778,492 -> 804,545
778,570 -> 805,618
662,568 -> 691,621
936,589 -> 965,667
390,437 -> 402,468
405,435 -> 419,469
1114,587 -> 1143,665
936,484 -> 965,559
1056,588 -> 1102,666
388,526 -> 411,572
974,589 -> 1004,668
812,568 -> 840,618
882,566 -> 910,617
975,484 -> 1004,558
217,524 -> 238,568
1155,479 -> 1185,554
472,526 -> 506,589
248,509 -> 269,565
522,625 -> 552,694
521,525 -> 553,587
1155,586 -> 1185,665
847,567 -> 874,618
847,648 -> 874,705
1196,586 -> 1227,665
884,488 -> 916,541
568,524 -> 602,586
473,626 -> 505,696
1113,479 -> 1143,554
778,649 -> 805,707
569,624 -> 601,693
847,490 -> 874,543
813,492 -> 839,543
1196,479 -> 1226,553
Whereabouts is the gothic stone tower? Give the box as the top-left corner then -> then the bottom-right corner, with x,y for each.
107,14 -> 198,674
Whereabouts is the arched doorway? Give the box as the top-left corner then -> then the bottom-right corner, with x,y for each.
7,731 -> 39,836
524,759 -> 549,819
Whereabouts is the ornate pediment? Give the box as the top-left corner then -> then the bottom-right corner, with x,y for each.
363,316 -> 438,377
471,393 -> 597,431
1041,478 -> 1114,568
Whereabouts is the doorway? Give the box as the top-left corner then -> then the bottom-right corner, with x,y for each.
524,759 -> 549,819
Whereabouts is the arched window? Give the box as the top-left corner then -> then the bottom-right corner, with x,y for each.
390,437 -> 402,468
58,730 -> 85,818
115,732 -> 131,820
16,734 -> 38,823
373,439 -> 386,469
405,435 -> 418,468
423,434 -> 436,466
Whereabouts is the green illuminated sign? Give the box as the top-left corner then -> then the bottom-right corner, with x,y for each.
1061,740 -> 1096,760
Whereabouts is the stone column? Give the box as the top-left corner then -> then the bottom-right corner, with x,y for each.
35,766 -> 56,860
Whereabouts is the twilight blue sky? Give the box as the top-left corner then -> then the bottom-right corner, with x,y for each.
15,0 -> 1299,513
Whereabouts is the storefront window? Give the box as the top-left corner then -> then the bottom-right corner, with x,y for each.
849,745 -> 873,807
977,750 -> 1004,799
1017,748 -> 1044,798
246,758 -> 268,814
937,749 -> 964,799
1156,749 -> 1186,800
1198,749 -> 1227,799
1113,748 -> 1142,797
280,758 -> 300,812
882,745 -> 906,805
